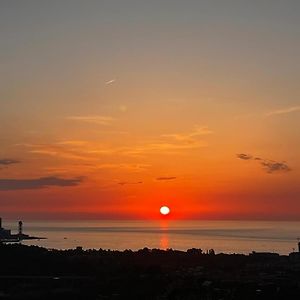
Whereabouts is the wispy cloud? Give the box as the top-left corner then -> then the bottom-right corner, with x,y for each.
66,115 -> 115,125
266,106 -> 300,117
237,153 -> 291,174
162,126 -> 213,142
19,126 -> 212,165
22,143 -> 89,161
23,138 -> 207,160
19,141 -> 121,162
0,159 -> 20,166
121,126 -> 212,156
95,163 -> 150,171
0,176 -> 83,191
142,141 -> 207,151
105,79 -> 116,85
156,176 -> 177,181
57,140 -> 89,146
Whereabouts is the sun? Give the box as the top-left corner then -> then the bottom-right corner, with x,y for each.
160,206 -> 170,216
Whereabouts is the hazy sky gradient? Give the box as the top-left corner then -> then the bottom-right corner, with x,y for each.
1,0 -> 299,220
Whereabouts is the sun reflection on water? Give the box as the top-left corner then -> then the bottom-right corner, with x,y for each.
159,221 -> 169,249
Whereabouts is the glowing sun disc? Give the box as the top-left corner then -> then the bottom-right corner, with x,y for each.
160,206 -> 170,215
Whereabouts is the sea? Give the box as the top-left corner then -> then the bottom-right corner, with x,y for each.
4,220 -> 300,255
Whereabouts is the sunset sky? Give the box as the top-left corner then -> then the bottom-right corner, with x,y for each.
1,1 -> 299,220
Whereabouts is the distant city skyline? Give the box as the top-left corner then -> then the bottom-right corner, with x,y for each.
0,1 -> 299,220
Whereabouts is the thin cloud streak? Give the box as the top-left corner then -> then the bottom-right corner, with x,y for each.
66,115 -> 115,125
266,106 -> 300,117
95,163 -> 150,171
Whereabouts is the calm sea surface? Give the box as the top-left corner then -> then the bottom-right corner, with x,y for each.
5,220 -> 300,254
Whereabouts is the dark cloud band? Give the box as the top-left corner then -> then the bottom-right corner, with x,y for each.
236,153 -> 252,160
261,161 -> 290,173
237,153 -> 291,174
0,159 -> 20,166
118,181 -> 142,186
156,177 -> 177,181
0,176 -> 83,190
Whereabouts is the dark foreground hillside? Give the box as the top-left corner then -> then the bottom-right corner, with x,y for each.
1,244 -> 300,299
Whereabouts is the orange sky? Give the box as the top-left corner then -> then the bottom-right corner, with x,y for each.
0,1 -> 300,220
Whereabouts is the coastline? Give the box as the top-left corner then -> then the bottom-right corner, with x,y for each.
6,219 -> 299,255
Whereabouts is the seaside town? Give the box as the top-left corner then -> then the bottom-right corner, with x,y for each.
1,218 -> 300,299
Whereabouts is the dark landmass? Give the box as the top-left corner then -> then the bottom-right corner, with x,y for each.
0,235 -> 47,243
1,244 -> 300,300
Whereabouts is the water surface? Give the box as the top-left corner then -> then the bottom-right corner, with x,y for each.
5,220 -> 300,254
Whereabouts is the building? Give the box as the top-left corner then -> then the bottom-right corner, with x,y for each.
0,218 -> 12,239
